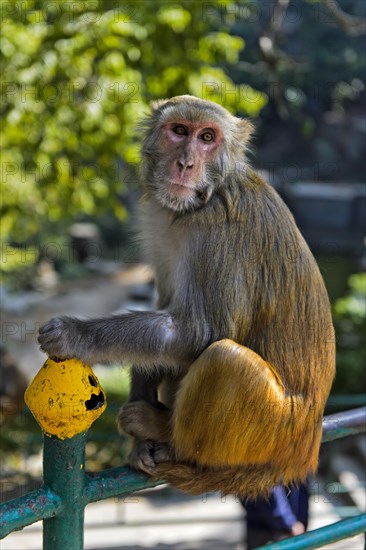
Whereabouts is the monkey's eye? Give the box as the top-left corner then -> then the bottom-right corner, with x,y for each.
200,130 -> 215,143
172,125 -> 187,136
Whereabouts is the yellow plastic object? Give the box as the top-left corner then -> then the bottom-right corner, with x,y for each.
24,357 -> 107,439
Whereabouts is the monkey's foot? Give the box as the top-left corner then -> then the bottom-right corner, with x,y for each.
118,401 -> 171,442
127,440 -> 173,475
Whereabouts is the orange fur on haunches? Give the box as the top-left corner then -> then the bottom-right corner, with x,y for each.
154,338 -> 332,498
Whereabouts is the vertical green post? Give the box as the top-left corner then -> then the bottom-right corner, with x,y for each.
23,357 -> 107,548
43,433 -> 87,550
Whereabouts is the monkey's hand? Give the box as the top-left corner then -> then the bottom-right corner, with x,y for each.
38,316 -> 85,360
127,439 -> 173,475
118,401 -> 171,442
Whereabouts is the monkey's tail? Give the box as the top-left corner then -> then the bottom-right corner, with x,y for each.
153,462 -> 283,500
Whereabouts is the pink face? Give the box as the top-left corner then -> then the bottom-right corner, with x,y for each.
162,121 -> 223,199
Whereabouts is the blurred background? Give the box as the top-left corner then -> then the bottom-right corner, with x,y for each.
1,0 -> 365,548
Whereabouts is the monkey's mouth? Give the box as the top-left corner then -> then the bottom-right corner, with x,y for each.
170,182 -> 196,197
168,181 -> 211,206
171,182 -> 195,189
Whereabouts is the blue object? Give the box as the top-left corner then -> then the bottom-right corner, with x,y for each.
244,484 -> 309,532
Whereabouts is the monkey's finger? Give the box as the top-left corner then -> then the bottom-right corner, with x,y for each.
38,332 -> 62,348
37,334 -> 71,359
117,405 -> 140,435
118,402 -> 158,439
38,336 -> 63,349
138,454 -> 156,473
38,324 -> 57,335
128,440 -> 157,474
38,345 -> 71,361
39,317 -> 65,334
153,443 -> 173,464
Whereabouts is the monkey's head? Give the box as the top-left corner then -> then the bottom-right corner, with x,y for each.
140,95 -> 254,213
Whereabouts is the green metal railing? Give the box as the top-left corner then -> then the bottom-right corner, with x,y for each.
1,401 -> 365,548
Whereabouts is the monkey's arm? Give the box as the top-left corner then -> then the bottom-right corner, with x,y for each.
38,310 -> 206,366
128,367 -> 162,403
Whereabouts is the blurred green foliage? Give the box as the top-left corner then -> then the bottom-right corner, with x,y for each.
1,0 -> 266,244
1,0 -> 364,247
332,273 -> 366,393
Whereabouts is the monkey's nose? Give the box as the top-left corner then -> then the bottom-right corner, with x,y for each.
177,159 -> 194,171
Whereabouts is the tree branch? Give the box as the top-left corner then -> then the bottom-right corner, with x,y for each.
324,0 -> 366,36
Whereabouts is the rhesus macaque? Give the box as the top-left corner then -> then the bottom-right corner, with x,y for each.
38,95 -> 335,498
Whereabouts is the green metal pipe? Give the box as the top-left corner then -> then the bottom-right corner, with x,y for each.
85,466 -> 163,504
1,406 -> 365,546
257,513 -> 366,549
83,406 -> 366,505
0,487 -> 63,539
43,433 -> 87,550
322,406 -> 366,442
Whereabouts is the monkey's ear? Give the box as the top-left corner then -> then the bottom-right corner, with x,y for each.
150,99 -> 170,112
236,119 -> 255,146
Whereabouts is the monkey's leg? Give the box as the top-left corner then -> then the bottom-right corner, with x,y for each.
119,367 -> 173,474
119,366 -> 171,442
119,400 -> 171,442
128,366 -> 162,403
172,339 -> 319,482
121,407 -> 172,474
